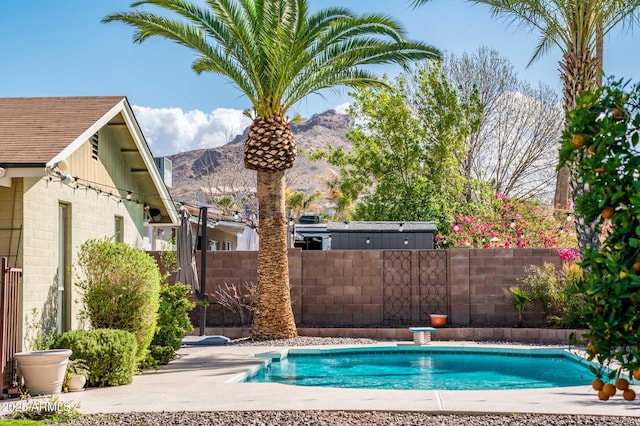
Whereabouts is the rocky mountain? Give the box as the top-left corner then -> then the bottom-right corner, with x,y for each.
168,110 -> 354,203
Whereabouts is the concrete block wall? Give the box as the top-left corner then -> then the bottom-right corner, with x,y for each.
189,247 -> 562,328
465,249 -> 561,326
300,250 -> 384,326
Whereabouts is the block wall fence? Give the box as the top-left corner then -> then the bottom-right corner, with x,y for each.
157,248 -> 562,328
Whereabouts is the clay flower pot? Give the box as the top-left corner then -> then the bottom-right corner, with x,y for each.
429,314 -> 448,327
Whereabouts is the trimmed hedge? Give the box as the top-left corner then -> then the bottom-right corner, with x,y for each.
52,329 -> 137,387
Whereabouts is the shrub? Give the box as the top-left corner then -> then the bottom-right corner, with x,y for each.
52,329 -> 137,387
516,262 -> 586,328
143,283 -> 195,367
76,238 -> 161,363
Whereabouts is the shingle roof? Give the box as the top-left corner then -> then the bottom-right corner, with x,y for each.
0,96 -> 125,165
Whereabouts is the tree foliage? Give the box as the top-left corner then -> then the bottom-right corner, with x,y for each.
311,62 -> 480,229
559,77 -> 640,380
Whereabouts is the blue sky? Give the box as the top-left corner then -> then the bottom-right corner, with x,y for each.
1,1 -> 639,156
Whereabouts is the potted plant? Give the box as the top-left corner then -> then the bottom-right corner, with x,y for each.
64,359 -> 90,392
14,309 -> 72,395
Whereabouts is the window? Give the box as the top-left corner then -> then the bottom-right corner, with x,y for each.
114,216 -> 123,243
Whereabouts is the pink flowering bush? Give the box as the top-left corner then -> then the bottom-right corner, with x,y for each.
435,195 -> 577,250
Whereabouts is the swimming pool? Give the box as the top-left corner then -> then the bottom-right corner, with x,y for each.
242,346 -> 600,390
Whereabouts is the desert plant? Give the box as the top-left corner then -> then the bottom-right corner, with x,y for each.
503,286 -> 531,327
144,283 -> 196,367
517,262 -> 564,326
516,261 -> 587,328
52,329 -> 137,387
212,282 -> 257,326
76,238 -> 161,363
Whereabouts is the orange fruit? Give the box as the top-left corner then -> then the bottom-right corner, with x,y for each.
572,134 -> 585,147
598,390 -> 610,401
587,343 -> 598,355
592,378 -> 605,391
587,145 -> 595,154
603,383 -> 617,397
612,108 -> 623,119
616,378 -> 630,390
595,167 -> 605,174
633,368 -> 640,381
633,262 -> 640,273
623,389 -> 636,401
601,207 -> 615,219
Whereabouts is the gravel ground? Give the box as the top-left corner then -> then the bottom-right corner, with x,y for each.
60,411 -> 640,425
52,337 -> 640,425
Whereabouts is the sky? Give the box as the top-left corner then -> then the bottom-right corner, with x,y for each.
1,1 -> 640,157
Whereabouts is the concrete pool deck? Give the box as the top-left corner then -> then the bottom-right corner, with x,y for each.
6,341 -> 640,418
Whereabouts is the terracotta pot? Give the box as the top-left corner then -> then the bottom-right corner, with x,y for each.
430,314 -> 448,327
15,349 -> 72,395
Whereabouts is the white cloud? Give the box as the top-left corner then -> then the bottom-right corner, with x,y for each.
132,106 -> 251,157
334,102 -> 351,115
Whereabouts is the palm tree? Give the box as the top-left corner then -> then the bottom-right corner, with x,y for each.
104,0 -> 440,339
411,0 -> 640,255
286,189 -> 321,219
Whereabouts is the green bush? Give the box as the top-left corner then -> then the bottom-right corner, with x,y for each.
516,262 -> 586,328
143,283 -> 195,367
76,238 -> 161,363
52,329 -> 137,387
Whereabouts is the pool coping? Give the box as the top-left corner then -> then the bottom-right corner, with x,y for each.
32,341 -> 640,418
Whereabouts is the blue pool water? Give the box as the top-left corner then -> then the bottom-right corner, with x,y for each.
244,347 -> 596,390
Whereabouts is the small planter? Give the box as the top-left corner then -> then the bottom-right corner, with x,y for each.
429,314 -> 448,327
66,374 -> 87,392
15,349 -> 72,395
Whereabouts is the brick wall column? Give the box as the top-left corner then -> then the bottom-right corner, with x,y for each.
448,248 -> 470,325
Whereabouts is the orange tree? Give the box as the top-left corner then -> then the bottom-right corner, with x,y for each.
559,77 -> 640,387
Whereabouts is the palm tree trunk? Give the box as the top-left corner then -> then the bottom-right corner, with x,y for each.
251,169 -> 298,339
558,51 -> 601,255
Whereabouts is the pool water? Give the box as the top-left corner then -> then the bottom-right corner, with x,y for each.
244,348 -> 596,390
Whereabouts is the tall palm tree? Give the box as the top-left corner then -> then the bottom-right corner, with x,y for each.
104,0 -> 440,339
411,0 -> 640,255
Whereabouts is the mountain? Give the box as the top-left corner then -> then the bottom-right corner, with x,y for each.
168,110 -> 354,203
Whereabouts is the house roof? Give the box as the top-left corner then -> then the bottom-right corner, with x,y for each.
0,96 -> 126,165
0,96 -> 178,225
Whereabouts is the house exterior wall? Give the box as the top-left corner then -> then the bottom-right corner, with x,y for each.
189,248 -> 562,328
16,130 -> 149,349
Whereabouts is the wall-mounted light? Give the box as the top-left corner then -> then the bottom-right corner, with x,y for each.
366,237 -> 370,244
399,222 -> 404,232
404,237 -> 409,245
344,220 -> 349,229
126,191 -> 133,201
